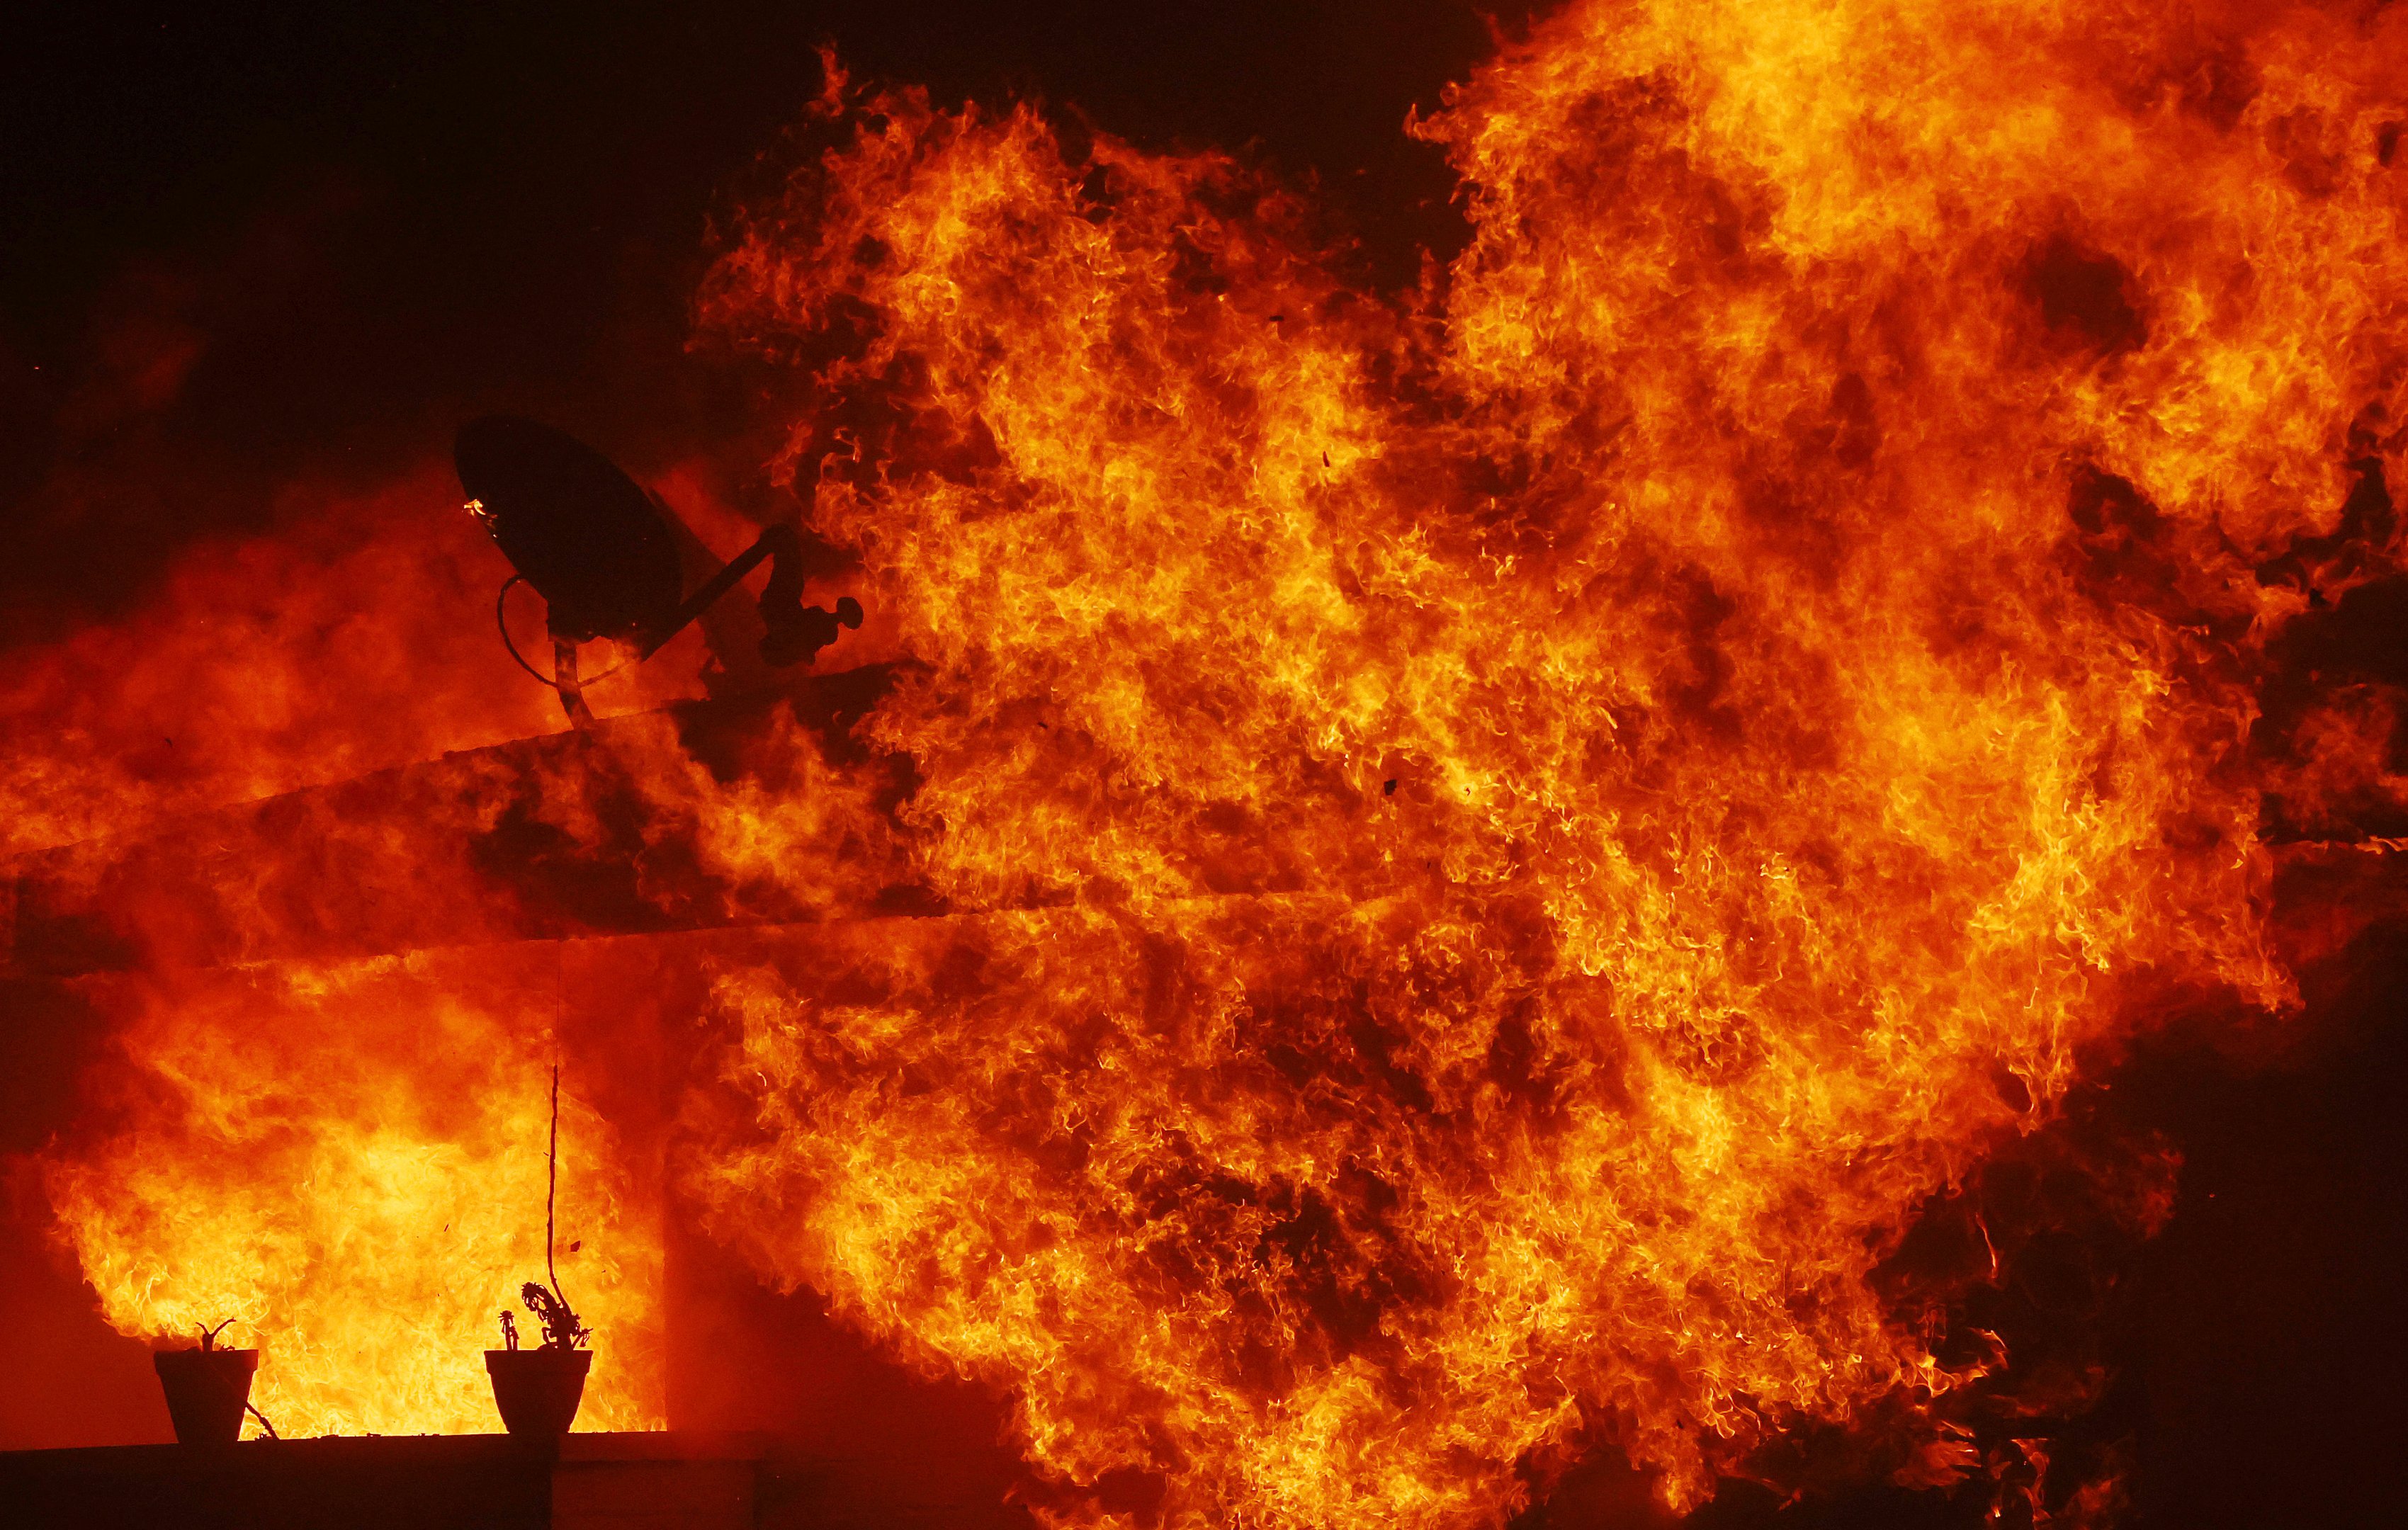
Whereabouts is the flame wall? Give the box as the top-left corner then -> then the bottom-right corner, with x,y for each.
680,1 -> 2408,1522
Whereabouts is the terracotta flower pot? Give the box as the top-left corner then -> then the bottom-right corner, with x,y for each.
485,1348 -> 591,1438
153,1348 -> 259,1445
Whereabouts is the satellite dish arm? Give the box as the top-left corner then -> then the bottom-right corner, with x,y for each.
551,635 -> 597,727
638,523 -> 863,667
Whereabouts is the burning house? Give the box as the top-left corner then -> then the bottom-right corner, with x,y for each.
4,3 -> 2406,1528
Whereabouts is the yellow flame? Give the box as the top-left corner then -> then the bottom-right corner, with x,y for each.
45,956 -> 662,1436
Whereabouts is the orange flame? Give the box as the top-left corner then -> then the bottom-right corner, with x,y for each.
0,459 -> 723,863
17,1 -> 2408,1523
677,4 -> 2407,1522
43,953 -> 663,1436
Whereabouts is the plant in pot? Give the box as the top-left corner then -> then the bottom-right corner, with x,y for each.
486,1065 -> 594,1439
154,1319 -> 279,1445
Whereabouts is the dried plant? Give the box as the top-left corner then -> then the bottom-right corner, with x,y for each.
519,1281 -> 589,1351
498,1063 -> 591,1351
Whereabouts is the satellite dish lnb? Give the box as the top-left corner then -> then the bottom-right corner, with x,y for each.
456,416 -> 863,724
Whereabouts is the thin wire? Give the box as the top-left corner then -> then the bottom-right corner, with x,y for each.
495,576 -> 629,688
196,1323 -> 279,1441
496,577 -> 553,686
547,1063 -> 565,1312
206,1366 -> 279,1441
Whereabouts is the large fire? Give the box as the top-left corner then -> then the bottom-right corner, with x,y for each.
43,954 -> 664,1437
13,1 -> 2408,1526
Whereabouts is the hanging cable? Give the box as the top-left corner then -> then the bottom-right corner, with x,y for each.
494,576 -> 627,688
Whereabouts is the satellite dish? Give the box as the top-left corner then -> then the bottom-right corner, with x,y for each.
456,416 -> 682,644
456,416 -> 862,723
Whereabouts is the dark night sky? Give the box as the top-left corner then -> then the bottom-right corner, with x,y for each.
0,1 -> 1529,639
1,6 -> 2402,1528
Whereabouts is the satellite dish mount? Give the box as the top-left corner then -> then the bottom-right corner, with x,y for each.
455,416 -> 862,724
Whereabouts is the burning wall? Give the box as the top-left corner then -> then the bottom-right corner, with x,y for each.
11,2 -> 2408,1527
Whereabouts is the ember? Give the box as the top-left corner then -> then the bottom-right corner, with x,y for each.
6,3 -> 2407,1528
